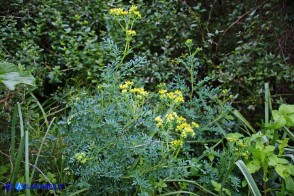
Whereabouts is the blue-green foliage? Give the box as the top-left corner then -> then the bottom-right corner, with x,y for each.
60,39 -> 234,193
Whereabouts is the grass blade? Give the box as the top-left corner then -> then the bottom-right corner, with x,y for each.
30,117 -> 56,184
9,102 -> 25,196
30,93 -> 49,127
10,105 -> 17,172
235,160 -> 261,196
233,109 -> 256,133
25,130 -> 30,196
163,179 -> 217,196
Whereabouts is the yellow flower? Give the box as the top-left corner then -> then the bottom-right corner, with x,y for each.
129,5 -> 141,18
109,8 -> 128,16
192,122 -> 199,128
159,89 -> 167,94
126,30 -> 136,36
129,5 -> 138,12
171,140 -> 183,149
177,116 -> 186,124
130,87 -> 148,97
119,81 -> 134,91
155,116 -> 163,127
165,112 -> 178,122
176,122 -> 195,139
164,90 -> 184,104
74,152 -> 88,164
165,113 -> 174,122
133,11 -> 141,18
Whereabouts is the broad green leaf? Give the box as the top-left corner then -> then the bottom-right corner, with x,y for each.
236,160 -> 262,196
246,160 -> 261,173
275,164 -> 288,179
285,114 -> 294,127
271,110 -> 286,129
275,156 -> 289,164
252,149 -> 265,163
0,62 -> 19,74
285,176 -> 294,192
0,61 -> 35,90
264,145 -> 275,156
269,154 -> 289,165
268,155 -> 278,166
279,104 -> 294,115
289,164 -> 294,175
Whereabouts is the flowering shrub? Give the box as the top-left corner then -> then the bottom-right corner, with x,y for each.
59,5 -> 238,195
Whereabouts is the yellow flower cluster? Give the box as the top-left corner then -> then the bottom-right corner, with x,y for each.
74,152 -> 88,164
192,122 -> 199,128
155,116 -> 163,127
176,122 -> 195,138
126,30 -> 136,36
130,87 -> 148,97
129,5 -> 142,18
171,140 -> 183,149
119,81 -> 148,98
159,89 -> 184,104
109,8 -> 128,16
109,6 -> 141,18
120,81 -> 134,94
154,111 -> 199,139
165,112 -> 178,122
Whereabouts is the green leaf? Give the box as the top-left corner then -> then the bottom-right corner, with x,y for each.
275,157 -> 289,164
236,160 -> 262,196
264,145 -> 275,156
277,138 -> 289,155
271,110 -> 286,129
285,176 -> 294,192
285,114 -> 294,127
268,155 -> 278,166
211,180 -> 221,191
279,104 -> 294,115
252,148 -> 265,163
224,188 -> 231,196
0,62 -> 19,74
269,155 -> 289,166
242,179 -> 248,187
246,160 -> 261,173
275,164 -> 288,179
226,132 -> 244,142
0,61 -> 35,90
